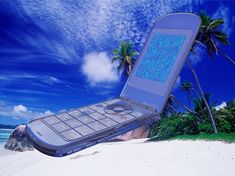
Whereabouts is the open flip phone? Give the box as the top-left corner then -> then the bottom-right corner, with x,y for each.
27,13 -> 201,157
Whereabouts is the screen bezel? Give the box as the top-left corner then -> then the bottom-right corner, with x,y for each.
121,28 -> 192,97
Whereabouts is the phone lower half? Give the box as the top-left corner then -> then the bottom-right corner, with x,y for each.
27,98 -> 159,157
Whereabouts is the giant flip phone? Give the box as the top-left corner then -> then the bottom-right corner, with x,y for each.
27,13 -> 201,157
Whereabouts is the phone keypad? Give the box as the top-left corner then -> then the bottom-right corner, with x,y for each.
61,129 -> 82,141
56,113 -> 73,121
44,116 -> 61,125
87,121 -> 106,131
75,125 -> 94,136
78,115 -> 95,124
64,119 -> 83,128
51,122 -> 70,133
42,99 -> 143,141
99,118 -> 117,127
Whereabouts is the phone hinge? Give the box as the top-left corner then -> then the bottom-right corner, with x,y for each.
120,96 -> 157,113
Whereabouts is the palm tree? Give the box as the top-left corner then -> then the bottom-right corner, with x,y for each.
112,41 -> 139,76
181,81 -> 194,108
197,11 -> 235,65
193,93 -> 212,115
188,11 -> 235,133
187,60 -> 217,133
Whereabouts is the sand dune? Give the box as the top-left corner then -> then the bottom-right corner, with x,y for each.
0,139 -> 235,176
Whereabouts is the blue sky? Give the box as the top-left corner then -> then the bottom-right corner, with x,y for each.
0,0 -> 234,125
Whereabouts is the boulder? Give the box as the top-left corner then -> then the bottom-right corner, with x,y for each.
112,125 -> 149,141
4,125 -> 34,152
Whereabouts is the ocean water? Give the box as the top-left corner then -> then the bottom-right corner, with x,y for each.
0,129 -> 12,144
0,129 -> 17,157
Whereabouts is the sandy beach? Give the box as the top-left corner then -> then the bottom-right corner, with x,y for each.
0,139 -> 235,176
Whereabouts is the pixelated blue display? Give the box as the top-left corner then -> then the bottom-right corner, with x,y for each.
136,33 -> 186,83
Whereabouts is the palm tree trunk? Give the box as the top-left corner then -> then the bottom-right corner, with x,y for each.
187,93 -> 191,109
187,60 -> 218,133
170,95 -> 201,122
218,50 -> 235,65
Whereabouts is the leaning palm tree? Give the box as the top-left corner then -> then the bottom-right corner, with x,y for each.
112,41 -> 139,76
188,11 -> 235,133
197,11 -> 235,65
181,81 -> 194,108
186,60 -> 217,133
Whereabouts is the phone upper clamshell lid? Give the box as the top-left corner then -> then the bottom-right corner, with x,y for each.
121,13 -> 201,113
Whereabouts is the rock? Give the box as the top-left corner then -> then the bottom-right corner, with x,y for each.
111,125 -> 149,141
4,125 -> 34,152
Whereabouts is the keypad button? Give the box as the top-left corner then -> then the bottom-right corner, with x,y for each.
64,119 -> 83,128
43,116 -> 60,125
79,107 -> 95,114
56,113 -> 73,121
77,115 -> 95,124
87,121 -> 106,131
99,118 -> 117,127
68,110 -> 84,118
89,103 -> 106,114
51,122 -> 70,132
75,125 -> 94,136
61,129 -> 81,141
89,112 -> 105,120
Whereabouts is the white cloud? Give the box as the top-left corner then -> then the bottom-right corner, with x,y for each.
0,103 -> 54,121
215,102 -> 227,111
41,76 -> 60,85
13,105 -> 28,114
43,110 -> 54,116
11,104 -> 54,120
81,52 -> 119,85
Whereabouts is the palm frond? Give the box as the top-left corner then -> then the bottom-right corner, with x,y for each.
112,56 -> 121,63
129,51 -> 139,56
204,38 -> 218,58
209,38 -> 218,55
112,49 -> 119,55
126,43 -> 133,53
117,62 -> 124,72
121,42 -> 127,56
200,11 -> 211,27
208,19 -> 224,30
212,31 -> 230,45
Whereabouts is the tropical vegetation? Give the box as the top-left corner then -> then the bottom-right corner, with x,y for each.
148,98 -> 235,141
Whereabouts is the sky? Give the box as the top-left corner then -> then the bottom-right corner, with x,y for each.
0,0 -> 234,125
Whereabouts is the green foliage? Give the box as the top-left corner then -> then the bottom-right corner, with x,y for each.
198,122 -> 212,133
149,99 -> 235,141
215,101 -> 235,132
148,114 -> 199,140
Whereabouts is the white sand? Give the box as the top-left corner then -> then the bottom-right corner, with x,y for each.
0,139 -> 235,176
